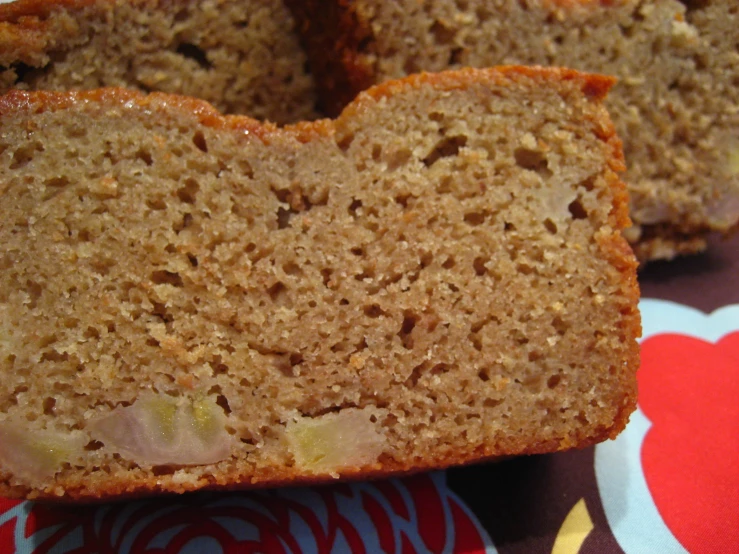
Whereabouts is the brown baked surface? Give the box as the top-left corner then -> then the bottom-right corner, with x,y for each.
287,0 -> 739,261
0,66 -> 640,500
0,0 -> 317,124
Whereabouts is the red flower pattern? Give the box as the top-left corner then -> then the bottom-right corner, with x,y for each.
0,472 -> 489,553
640,332 -> 739,553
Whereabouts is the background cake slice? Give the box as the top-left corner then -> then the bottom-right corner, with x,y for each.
0,67 -> 639,500
287,0 -> 739,261
0,0 -> 317,123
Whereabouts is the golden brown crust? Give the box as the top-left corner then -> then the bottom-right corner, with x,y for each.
354,65 -> 616,104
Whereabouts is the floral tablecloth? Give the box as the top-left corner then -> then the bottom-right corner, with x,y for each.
1,232 -> 737,553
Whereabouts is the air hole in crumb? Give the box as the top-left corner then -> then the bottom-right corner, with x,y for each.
579,176 -> 596,191
321,268 -> 333,287
504,221 -> 515,232
152,466 -> 176,476
528,350 -> 542,362
398,313 -> 417,349
10,141 -> 43,169
146,198 -> 167,211
44,176 -> 70,189
267,281 -> 287,302
423,135 -> 467,167
187,253 -> 198,267
406,362 -> 426,387
430,363 -> 448,376
395,193 -> 412,208
216,394 -> 231,414
337,133 -> 354,152
544,218 -> 558,234
192,131 -> 208,153
547,375 -> 561,389
473,257 -> 488,276
552,316 -> 568,335
176,42 -> 212,69
372,144 -> 382,162
173,213 -> 193,233
516,262 -> 534,276
514,147 -> 550,176
42,397 -> 56,415
283,261 -> 302,275
477,370 -> 489,382
277,207 -> 297,229
442,256 -> 456,269
484,398 -> 503,408
387,148 -> 412,171
436,176 -> 453,194
350,247 -> 364,256
363,304 -> 385,318
84,440 -> 104,451
449,47 -> 464,65
24,279 -> 42,308
151,270 -> 184,287
177,178 -> 199,204
209,356 -> 229,375
430,20 -> 456,44
348,198 -> 363,217
135,148 -> 153,166
464,211 -> 487,226
568,199 -> 588,220
355,267 -> 374,281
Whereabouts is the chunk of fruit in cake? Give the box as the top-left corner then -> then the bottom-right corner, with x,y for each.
286,408 -> 385,473
89,393 -> 233,466
0,424 -> 87,483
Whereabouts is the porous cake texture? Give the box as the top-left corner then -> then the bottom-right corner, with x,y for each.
0,0 -> 317,124
287,0 -> 739,261
0,67 -> 640,500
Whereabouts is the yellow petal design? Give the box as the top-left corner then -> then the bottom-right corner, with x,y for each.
552,497 -> 594,554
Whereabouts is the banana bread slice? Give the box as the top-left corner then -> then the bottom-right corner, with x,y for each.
0,67 -> 640,500
287,0 -> 739,261
0,0 -> 317,123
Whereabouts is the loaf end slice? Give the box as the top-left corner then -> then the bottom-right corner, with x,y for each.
0,0 -> 318,123
0,66 -> 640,500
288,0 -> 739,261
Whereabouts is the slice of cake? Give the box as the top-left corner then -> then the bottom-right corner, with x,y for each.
0,66 -> 640,500
287,0 -> 739,261
0,0 -> 317,124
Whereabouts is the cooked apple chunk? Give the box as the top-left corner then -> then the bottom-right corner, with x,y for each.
285,409 -> 385,473
89,393 -> 233,466
0,424 -> 87,484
